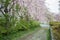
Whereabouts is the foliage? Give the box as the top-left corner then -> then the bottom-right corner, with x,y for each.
0,0 -> 40,40
7,19 -> 40,33
47,29 -> 52,40
29,20 -> 40,28
49,21 -> 60,28
49,21 -> 60,40
0,0 -> 41,40
0,0 -> 20,28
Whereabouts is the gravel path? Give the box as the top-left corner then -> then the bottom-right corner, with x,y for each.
18,28 -> 48,40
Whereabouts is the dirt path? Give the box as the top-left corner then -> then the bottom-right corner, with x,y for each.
17,28 -> 48,40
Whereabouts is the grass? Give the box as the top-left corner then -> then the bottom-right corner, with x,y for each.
47,28 -> 52,40
0,27 -> 40,40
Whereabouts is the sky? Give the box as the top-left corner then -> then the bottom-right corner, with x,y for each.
45,0 -> 59,14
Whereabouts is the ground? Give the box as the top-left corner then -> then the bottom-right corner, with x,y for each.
17,28 -> 48,40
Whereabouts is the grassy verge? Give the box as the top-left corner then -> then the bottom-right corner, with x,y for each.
0,27 -> 40,40
47,29 -> 52,40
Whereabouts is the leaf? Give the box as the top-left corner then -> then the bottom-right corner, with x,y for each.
4,0 -> 10,7
15,4 -> 20,12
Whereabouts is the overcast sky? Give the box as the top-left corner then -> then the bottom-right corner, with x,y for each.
45,0 -> 59,14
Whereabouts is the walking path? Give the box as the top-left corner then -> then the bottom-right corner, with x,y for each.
18,28 -> 48,40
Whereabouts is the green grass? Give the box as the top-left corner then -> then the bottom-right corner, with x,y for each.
47,29 -> 52,40
0,27 -> 40,40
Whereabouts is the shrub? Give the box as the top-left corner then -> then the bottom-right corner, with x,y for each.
29,20 -> 40,28
0,17 -> 6,27
49,21 -> 60,26
15,19 -> 30,31
0,26 -> 7,34
0,19 -> 40,34
49,21 -> 60,40
12,19 -> 40,32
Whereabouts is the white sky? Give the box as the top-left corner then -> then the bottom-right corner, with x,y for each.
45,0 -> 59,14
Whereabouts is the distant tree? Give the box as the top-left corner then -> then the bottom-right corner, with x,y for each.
45,11 -> 54,22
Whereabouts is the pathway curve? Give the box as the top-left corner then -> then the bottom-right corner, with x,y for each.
18,28 -> 48,40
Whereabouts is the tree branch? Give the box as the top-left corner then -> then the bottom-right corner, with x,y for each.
9,0 -> 16,11
0,9 -> 5,16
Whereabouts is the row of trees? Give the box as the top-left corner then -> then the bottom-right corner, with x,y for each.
0,0 -> 40,35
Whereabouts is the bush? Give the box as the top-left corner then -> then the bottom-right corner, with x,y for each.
12,19 -> 40,32
29,20 -> 40,28
49,21 -> 60,26
49,21 -> 60,40
15,19 -> 30,31
0,17 -> 6,27
0,26 -> 7,34
0,18 -> 40,34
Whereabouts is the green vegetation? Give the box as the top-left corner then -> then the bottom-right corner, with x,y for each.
0,0 -> 40,40
47,29 -> 51,40
49,21 -> 60,26
49,21 -> 60,40
0,25 -> 40,40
